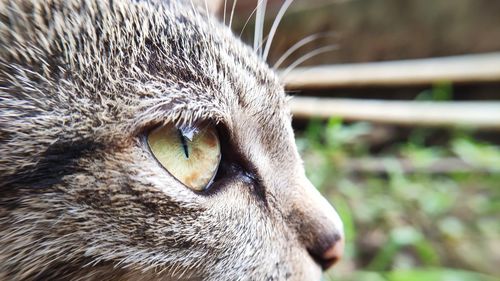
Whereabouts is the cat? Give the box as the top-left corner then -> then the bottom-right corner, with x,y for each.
0,0 -> 344,280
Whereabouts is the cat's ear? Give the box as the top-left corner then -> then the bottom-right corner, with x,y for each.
188,0 -> 223,16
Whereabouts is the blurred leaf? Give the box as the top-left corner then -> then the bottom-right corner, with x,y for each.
324,271 -> 388,281
390,227 -> 423,246
385,268 -> 499,281
414,240 -> 441,266
325,118 -> 371,149
332,196 -> 357,256
452,138 -> 500,171
367,240 -> 399,271
416,82 -> 453,101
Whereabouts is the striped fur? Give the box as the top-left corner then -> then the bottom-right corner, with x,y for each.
0,0 -> 343,280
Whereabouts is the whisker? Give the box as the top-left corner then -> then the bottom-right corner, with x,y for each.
254,0 -> 268,56
239,0 -> 265,38
262,0 -> 294,61
203,0 -> 215,27
256,33 -> 270,55
229,0 -> 238,29
201,0 -> 210,22
273,31 -> 337,69
223,0 -> 227,25
279,44 -> 338,78
188,0 -> 203,22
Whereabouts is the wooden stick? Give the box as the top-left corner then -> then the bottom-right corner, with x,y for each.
280,52 -> 500,89
290,97 -> 500,129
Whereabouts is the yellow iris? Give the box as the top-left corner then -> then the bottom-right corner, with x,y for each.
147,124 -> 221,191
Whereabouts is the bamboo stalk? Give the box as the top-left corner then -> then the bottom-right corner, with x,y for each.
281,52 -> 500,89
290,97 -> 500,129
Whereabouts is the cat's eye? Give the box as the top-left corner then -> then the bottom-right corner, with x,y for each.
147,124 -> 221,191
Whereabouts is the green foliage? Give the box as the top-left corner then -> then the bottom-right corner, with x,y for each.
416,82 -> 453,101
297,117 -> 500,281
325,269 -> 499,281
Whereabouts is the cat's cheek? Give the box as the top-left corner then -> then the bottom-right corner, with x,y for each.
200,180 -> 321,280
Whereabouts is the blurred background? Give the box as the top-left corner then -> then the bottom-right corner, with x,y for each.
214,0 -> 500,280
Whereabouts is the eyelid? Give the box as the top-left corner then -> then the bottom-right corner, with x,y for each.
132,100 -> 227,137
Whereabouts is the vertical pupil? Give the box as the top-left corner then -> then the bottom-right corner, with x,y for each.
178,129 -> 189,158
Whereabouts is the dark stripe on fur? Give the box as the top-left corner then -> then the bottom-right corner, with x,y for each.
1,140 -> 101,191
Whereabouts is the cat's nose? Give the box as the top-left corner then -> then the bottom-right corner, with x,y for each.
286,177 -> 344,270
308,233 -> 344,270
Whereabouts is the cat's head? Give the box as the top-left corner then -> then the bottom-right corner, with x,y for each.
0,0 -> 343,280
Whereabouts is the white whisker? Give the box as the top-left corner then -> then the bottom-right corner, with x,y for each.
280,44 -> 338,78
229,0 -> 238,29
273,32 -> 337,69
188,0 -> 202,22
223,0 -> 227,25
203,0 -> 210,21
239,0 -> 265,38
254,0 -> 268,56
262,0 -> 294,61
256,33 -> 270,54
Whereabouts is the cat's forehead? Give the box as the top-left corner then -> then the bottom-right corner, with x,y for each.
118,1 -> 290,137
1,0 -> 293,163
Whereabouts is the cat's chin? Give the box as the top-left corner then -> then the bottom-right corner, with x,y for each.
297,256 -> 324,281
303,265 -> 323,281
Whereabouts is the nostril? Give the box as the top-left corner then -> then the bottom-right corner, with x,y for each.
308,234 -> 344,270
321,237 -> 344,269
